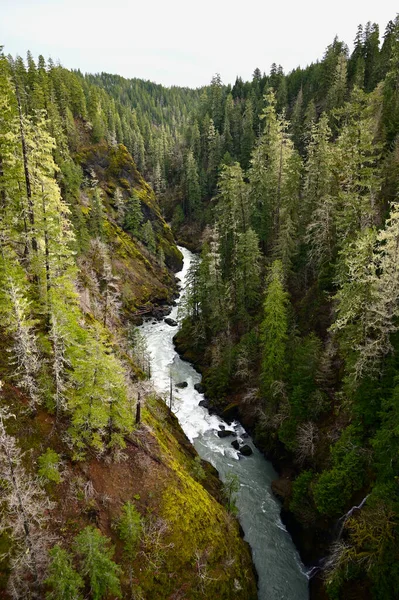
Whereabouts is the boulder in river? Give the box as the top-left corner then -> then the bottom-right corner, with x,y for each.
165,317 -> 178,327
231,440 -> 240,450
175,381 -> 188,389
194,383 -> 205,394
198,399 -> 209,408
217,429 -> 236,438
153,306 -> 172,319
239,444 -> 253,456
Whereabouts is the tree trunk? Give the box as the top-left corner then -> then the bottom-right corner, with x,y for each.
135,393 -> 141,425
15,83 -> 38,258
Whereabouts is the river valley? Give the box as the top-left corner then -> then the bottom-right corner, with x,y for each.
140,246 -> 309,600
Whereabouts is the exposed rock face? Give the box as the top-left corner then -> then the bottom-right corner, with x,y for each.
151,306 -> 172,320
271,477 -> 292,502
165,317 -> 178,326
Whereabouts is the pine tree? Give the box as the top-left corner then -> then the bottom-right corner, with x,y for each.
332,202 -> 399,382
89,188 -> 105,240
68,324 -> 132,457
124,193 -> 143,236
241,98 -> 255,170
330,227 -> 377,380
206,118 -> 222,195
234,228 -> 261,316
216,162 -> 252,280
326,53 -> 348,111
304,114 -> 335,270
28,114 -> 76,320
184,150 -> 201,219
273,150 -> 302,275
45,546 -> 84,600
195,231 -> 227,335
0,53 -> 32,257
290,87 -> 304,149
260,260 -> 289,395
332,87 -> 382,247
73,526 -> 122,600
88,239 -> 121,328
117,502 -> 142,594
142,220 -> 156,254
249,91 -> 298,252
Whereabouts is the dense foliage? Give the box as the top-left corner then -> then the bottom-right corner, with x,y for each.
1,11 -> 399,599
0,40 -> 257,599
176,15 -> 399,600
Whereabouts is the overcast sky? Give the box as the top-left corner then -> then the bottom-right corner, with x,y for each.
1,0 -> 397,88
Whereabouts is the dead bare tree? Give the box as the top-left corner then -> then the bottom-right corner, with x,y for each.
87,239 -> 121,329
193,547 -> 220,593
49,314 -> 69,420
4,275 -> 41,408
139,516 -> 174,571
295,422 -> 319,465
0,404 -> 55,598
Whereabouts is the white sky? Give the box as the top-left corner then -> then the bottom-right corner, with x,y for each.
1,0 -> 397,88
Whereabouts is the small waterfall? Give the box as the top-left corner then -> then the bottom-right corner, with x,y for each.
336,494 -> 369,540
306,557 -> 328,579
307,494 -> 369,580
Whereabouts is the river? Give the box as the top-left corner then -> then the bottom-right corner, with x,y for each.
140,245 -> 309,600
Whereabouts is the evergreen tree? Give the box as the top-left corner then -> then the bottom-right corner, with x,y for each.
234,228 -> 261,316
241,98 -> 255,169
260,260 -> 289,395
304,114 -> 335,270
184,150 -> 201,219
326,52 -> 348,111
249,91 -> 297,251
142,220 -> 156,254
73,526 -> 122,600
332,88 -> 382,248
68,324 -> 132,458
215,162 -> 253,288
117,501 -> 142,593
45,546 -> 84,600
124,193 -> 143,236
89,188 -> 105,240
333,203 -> 399,382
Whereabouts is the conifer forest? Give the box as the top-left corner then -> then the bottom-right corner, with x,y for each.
1,11 -> 399,600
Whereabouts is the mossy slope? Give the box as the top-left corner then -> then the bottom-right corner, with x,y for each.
0,386 -> 257,599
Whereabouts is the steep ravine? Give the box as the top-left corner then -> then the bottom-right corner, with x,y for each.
140,246 -> 309,600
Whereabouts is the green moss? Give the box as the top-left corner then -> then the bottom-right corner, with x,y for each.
139,397 -> 257,599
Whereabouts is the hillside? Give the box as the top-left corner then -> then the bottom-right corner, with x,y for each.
0,51 -> 257,599
2,11 -> 399,600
